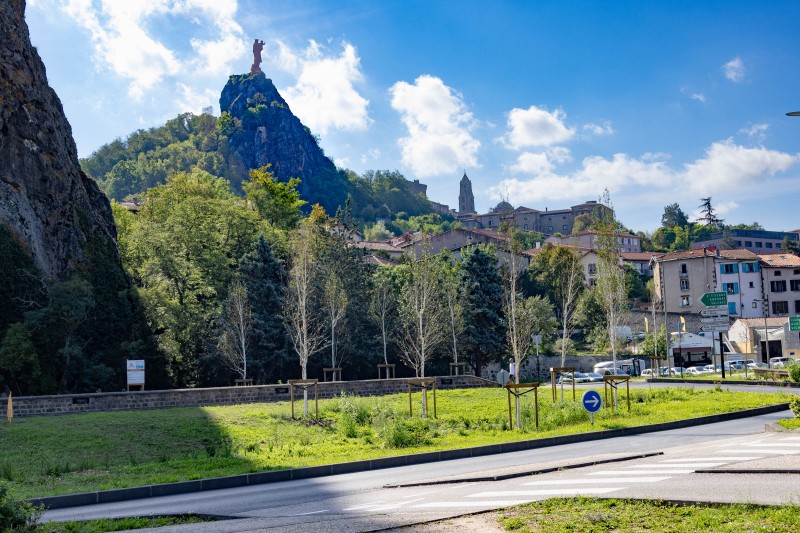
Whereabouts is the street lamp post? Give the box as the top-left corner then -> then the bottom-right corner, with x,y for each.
532,332 -> 542,382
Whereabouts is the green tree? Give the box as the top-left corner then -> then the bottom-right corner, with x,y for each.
120,170 -> 263,387
364,220 -> 394,241
661,203 -> 689,228
0,323 -> 40,395
238,236 -> 290,384
244,165 -> 306,230
530,243 -> 585,367
459,245 -> 505,377
781,236 -> 800,255
698,197 -> 724,228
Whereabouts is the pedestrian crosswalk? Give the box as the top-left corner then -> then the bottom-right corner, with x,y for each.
340,433 -> 799,513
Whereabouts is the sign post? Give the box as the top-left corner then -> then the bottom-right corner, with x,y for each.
126,360 -> 145,391
699,292 -> 730,378
581,390 -> 602,425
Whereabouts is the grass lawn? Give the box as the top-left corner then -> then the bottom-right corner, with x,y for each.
0,387 -> 792,499
497,498 -> 800,533
777,417 -> 800,430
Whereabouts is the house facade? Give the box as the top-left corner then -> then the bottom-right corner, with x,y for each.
758,253 -> 800,318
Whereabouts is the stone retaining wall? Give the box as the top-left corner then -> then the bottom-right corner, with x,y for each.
0,375 -> 498,419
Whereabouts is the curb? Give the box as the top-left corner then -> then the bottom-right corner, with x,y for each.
647,378 -> 799,388
29,403 -> 790,510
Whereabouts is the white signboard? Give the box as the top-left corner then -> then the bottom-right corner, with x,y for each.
127,359 -> 145,386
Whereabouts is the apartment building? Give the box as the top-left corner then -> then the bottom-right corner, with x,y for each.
758,253 -> 800,318
652,248 -> 760,315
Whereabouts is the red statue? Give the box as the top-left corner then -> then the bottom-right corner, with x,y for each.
251,39 -> 265,73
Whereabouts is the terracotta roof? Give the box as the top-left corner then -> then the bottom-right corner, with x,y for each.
525,243 -> 596,257
571,230 -> 639,238
758,253 -> 800,267
736,317 -> 788,328
658,248 -> 757,261
621,252 -> 660,261
355,241 -> 403,253
366,255 -> 398,266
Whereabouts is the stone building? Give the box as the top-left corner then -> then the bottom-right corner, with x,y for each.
458,172 -> 475,214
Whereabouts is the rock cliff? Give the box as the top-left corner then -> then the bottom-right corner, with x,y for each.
220,72 -> 346,211
0,0 -> 119,279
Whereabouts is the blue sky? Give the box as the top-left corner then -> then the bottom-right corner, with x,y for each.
26,0 -> 800,232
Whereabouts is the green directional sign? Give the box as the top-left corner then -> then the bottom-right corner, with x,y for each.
790,316 -> 800,332
700,291 -> 727,307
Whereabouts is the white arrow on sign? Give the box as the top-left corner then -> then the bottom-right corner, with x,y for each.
585,395 -> 600,409
700,325 -> 730,332
700,317 -> 730,324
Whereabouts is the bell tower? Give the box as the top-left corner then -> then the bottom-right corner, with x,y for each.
458,172 -> 475,214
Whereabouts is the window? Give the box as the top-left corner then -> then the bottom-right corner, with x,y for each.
680,263 -> 688,274
523,224 -> 528,230
741,262 -> 759,273
728,302 -> 738,315
766,242 -> 773,249
755,242 -> 763,248
680,279 -> 690,291
749,281 -> 754,288
792,280 -> 800,291
548,226 -> 553,231
752,301 -> 758,308
588,263 -> 597,275
775,271 -> 782,276
772,301 -> 789,314
795,300 -> 800,314
735,241 -> 742,246
680,296 -> 691,307
562,225 -> 568,231
745,241 -> 753,247
795,269 -> 800,275
589,279 -> 597,286
722,282 -> 739,294
720,264 -> 738,274
771,280 -> 787,292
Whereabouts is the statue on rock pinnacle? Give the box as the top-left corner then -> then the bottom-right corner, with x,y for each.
251,39 -> 265,72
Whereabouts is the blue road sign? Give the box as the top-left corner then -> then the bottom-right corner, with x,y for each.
582,390 -> 602,413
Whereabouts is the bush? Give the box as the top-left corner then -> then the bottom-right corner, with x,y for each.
380,418 -> 434,448
0,482 -> 41,531
790,397 -> 800,419
788,363 -> 800,383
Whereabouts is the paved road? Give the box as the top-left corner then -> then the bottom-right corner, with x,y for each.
43,409 -> 799,532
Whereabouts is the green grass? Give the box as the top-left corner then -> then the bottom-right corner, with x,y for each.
777,417 -> 800,430
497,498 -> 800,532
35,515 -> 208,532
0,387 -> 791,499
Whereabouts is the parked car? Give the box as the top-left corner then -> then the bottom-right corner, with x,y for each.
747,362 -> 768,369
585,372 -> 605,382
724,361 -> 744,371
769,357 -> 793,368
703,364 -> 721,373
685,366 -> 710,375
558,372 -> 591,384
641,369 -> 655,377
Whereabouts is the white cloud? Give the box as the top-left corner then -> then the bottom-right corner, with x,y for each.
59,0 -> 246,100
175,83 -> 218,114
491,140 -> 797,203
389,75 -> 480,177
723,57 -> 745,83
583,121 -> 615,136
361,148 -> 381,165
690,93 -> 706,102
277,40 -> 371,134
510,152 -> 553,175
501,105 -> 575,149
739,123 -> 769,143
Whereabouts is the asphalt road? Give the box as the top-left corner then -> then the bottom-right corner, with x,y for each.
42,408 -> 800,532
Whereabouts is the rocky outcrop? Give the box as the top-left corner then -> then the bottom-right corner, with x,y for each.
219,72 -> 345,211
0,0 -> 119,279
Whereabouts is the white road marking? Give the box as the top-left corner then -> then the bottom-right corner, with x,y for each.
288,510 -> 328,516
742,442 -> 800,448
413,501 -> 534,508
716,449 -> 800,455
589,469 -> 695,475
522,477 -> 670,485
367,498 -> 425,511
405,490 -> 439,498
343,502 -> 383,511
630,463 -> 725,468
467,488 -> 621,497
661,457 -> 761,462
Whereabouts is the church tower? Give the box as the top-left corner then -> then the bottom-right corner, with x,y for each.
458,172 -> 475,214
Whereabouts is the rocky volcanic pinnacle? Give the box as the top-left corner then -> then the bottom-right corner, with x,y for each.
0,0 -> 120,279
220,72 -> 340,204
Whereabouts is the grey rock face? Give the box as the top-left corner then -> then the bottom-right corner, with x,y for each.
219,72 -> 343,209
0,0 -> 119,279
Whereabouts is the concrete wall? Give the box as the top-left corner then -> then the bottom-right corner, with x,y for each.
0,376 -> 497,419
